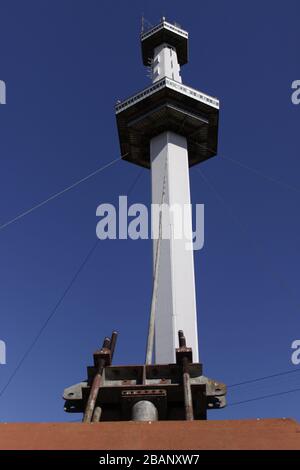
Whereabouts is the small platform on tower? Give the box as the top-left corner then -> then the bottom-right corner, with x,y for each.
141,18 -> 188,66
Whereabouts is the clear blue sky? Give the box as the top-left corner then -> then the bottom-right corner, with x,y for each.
0,0 -> 299,423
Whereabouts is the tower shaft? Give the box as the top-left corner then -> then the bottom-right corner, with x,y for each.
152,44 -> 182,83
116,17 -> 219,363
151,131 -> 199,363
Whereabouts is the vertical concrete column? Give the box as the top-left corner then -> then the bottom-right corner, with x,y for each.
150,131 -> 199,363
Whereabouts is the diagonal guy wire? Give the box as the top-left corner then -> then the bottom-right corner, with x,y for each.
0,156 -> 123,232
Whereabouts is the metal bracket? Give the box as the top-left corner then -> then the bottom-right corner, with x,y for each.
63,330 -> 226,421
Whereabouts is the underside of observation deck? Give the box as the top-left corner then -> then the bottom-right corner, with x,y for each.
115,79 -> 219,169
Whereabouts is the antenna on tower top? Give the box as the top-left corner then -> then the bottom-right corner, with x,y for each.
141,14 -> 144,33
141,15 -> 153,34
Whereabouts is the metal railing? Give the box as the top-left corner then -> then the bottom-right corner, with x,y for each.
141,20 -> 188,41
115,77 -> 219,114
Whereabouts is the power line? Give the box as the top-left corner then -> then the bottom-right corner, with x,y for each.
145,159 -> 167,365
191,141 -> 300,195
228,387 -> 300,407
228,368 -> 300,388
222,155 -> 300,194
195,166 -> 300,310
0,167 -> 143,399
0,239 -> 99,399
195,166 -> 300,407
126,168 -> 144,198
195,167 -> 242,228
0,155 -> 124,232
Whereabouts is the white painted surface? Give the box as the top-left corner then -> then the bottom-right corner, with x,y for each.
150,131 -> 199,363
152,44 -> 182,83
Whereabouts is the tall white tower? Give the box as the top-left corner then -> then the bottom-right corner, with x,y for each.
63,19 -> 226,424
116,18 -> 219,364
